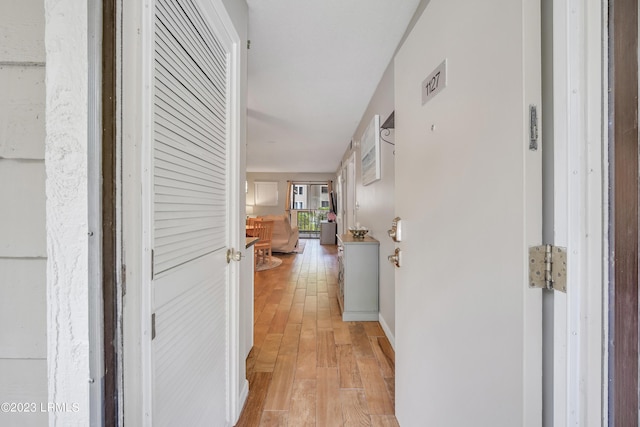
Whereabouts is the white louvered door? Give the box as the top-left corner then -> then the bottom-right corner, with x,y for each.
151,0 -> 233,424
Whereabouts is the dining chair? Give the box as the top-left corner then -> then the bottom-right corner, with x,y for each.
254,220 -> 274,267
246,217 -> 259,237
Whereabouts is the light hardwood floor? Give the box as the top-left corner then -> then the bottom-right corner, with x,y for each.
235,238 -> 398,427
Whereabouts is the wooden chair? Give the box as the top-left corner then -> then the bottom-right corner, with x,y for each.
246,217 -> 259,237
254,220 -> 274,267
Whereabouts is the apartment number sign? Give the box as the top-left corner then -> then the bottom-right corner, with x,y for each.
422,59 -> 447,105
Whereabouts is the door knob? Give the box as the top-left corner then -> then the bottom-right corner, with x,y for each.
226,248 -> 243,263
388,248 -> 401,268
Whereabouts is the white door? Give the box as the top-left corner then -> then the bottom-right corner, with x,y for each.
393,0 -> 542,426
148,0 -> 239,424
346,154 -> 357,229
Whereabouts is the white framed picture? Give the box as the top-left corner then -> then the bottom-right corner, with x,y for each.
254,181 -> 279,206
361,114 -> 381,185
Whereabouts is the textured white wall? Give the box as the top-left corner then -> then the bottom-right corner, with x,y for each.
0,0 -> 48,425
44,0 -> 90,424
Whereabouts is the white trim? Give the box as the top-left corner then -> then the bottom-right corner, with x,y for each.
552,0 -> 606,425
552,2 -> 569,424
587,1 -> 608,424
121,0 -> 145,423
214,6 -> 245,423
193,0 -> 244,421
87,0 -> 105,424
237,378 -> 249,418
140,0 -> 155,424
378,313 -> 395,350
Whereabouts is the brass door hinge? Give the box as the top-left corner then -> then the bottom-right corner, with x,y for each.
529,244 -> 567,292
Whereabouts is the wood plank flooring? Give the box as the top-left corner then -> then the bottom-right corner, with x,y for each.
235,239 -> 398,427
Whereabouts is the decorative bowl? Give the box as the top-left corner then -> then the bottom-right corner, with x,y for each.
348,228 -> 369,239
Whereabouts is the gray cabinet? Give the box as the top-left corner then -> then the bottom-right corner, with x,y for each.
337,234 -> 379,321
320,221 -> 337,245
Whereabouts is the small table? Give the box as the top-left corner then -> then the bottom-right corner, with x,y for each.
246,225 -> 257,237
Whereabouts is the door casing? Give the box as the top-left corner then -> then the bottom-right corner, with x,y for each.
608,0 -> 637,424
549,0 -> 607,425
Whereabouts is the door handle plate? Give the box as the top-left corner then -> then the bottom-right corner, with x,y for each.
388,217 -> 402,242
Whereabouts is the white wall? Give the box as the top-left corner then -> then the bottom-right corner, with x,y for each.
44,0 -> 91,424
339,62 -> 396,344
246,172 -> 336,217
0,0 -> 48,425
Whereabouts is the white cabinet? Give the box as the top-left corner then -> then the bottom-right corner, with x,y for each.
337,234 -> 379,321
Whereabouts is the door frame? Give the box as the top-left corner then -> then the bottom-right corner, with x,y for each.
121,0 -> 243,424
88,0 -> 120,424
608,0 -> 638,424
550,0 -> 607,424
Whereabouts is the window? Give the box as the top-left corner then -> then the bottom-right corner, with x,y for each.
254,181 -> 279,206
289,182 -> 330,211
289,181 -> 332,236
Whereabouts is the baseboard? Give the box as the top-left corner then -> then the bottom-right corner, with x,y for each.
342,311 -> 379,321
234,378 -> 249,424
378,313 -> 395,350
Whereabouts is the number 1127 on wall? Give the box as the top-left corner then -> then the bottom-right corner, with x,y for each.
422,59 -> 447,105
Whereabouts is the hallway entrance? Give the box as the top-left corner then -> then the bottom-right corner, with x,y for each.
236,239 -> 397,426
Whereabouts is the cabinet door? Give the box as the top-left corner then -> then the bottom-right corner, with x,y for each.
337,246 -> 344,308
341,243 -> 379,321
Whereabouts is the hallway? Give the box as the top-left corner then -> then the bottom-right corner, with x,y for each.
236,239 -> 398,426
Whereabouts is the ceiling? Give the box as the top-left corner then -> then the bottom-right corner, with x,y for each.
245,0 -> 421,173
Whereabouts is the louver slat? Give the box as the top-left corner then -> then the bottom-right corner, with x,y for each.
153,0 -> 227,276
152,0 -> 229,423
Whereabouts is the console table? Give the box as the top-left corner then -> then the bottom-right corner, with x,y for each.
320,221 -> 337,245
337,234 -> 379,321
